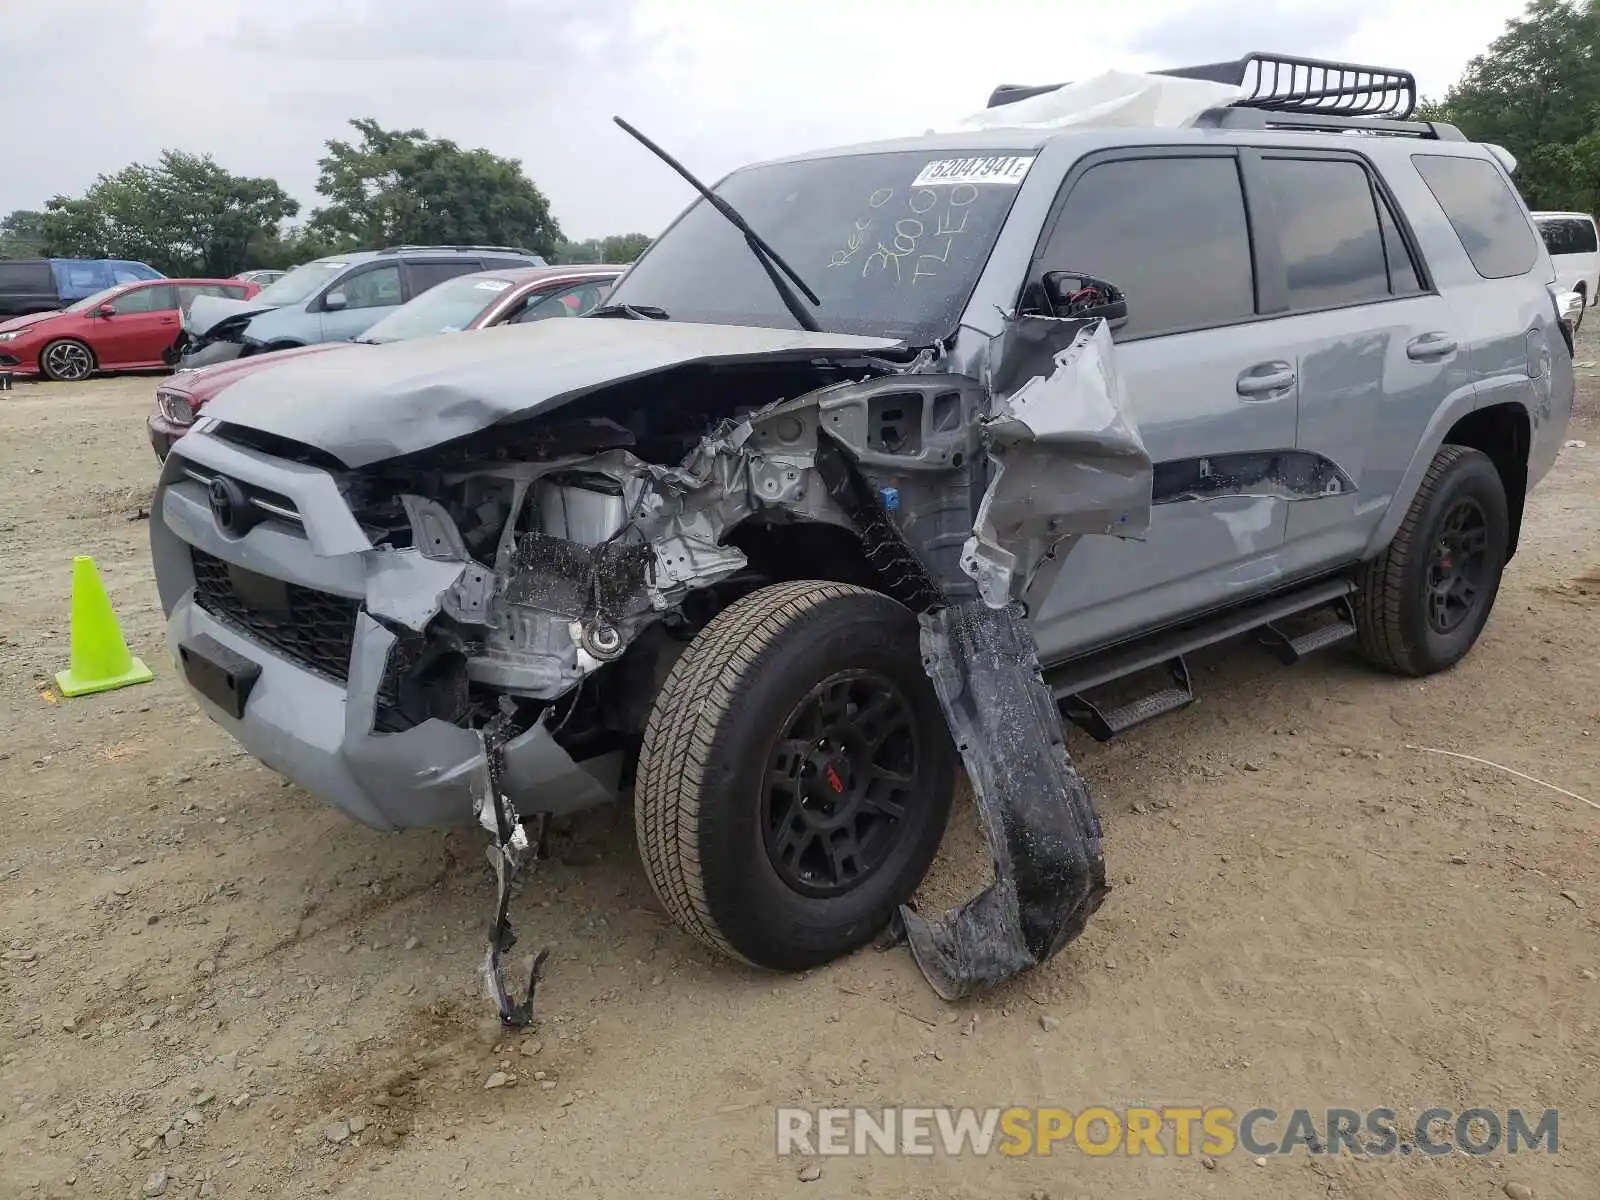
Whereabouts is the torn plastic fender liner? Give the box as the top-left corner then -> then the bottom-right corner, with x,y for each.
900,601 -> 1109,1000
962,317 -> 1153,607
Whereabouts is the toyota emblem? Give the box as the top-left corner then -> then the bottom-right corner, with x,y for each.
208,476 -> 248,535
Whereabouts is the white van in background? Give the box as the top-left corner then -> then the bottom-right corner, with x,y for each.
1533,211 -> 1598,332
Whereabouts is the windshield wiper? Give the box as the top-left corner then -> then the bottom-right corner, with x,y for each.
588,303 -> 671,321
612,115 -> 822,333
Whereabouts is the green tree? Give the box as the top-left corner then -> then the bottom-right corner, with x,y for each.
599,232 -> 651,262
0,209 -> 46,257
555,237 -> 605,264
307,118 -> 562,257
37,152 -> 299,276
555,232 -> 652,264
1428,0 -> 1600,211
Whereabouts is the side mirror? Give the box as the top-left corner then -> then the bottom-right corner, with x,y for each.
323,290 -> 348,312
1043,272 -> 1128,329
96,303 -> 117,318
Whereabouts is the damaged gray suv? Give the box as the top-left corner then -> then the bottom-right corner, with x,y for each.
150,54 -> 1576,1017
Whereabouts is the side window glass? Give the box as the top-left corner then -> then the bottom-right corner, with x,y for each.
110,286 -> 160,314
1260,157 -> 1392,309
1539,218 -> 1599,256
1040,156 -> 1255,338
1411,154 -> 1539,279
176,284 -> 219,307
1376,191 -> 1423,296
516,283 -> 607,322
407,260 -> 484,294
338,265 -> 403,310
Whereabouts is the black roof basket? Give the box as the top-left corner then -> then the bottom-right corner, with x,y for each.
1162,52 -> 1416,118
988,51 -> 1419,121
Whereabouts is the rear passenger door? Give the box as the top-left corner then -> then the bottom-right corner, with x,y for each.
1247,150 -> 1475,570
1024,149 -> 1302,661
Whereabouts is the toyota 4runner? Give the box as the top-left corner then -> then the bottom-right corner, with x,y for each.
149,54 -> 1577,1016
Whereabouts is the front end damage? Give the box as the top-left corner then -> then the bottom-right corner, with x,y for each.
175,295 -> 281,368
154,316 -> 1150,1018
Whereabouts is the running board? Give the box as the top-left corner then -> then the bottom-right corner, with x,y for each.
1257,595 -> 1358,664
1061,657 -> 1194,742
1045,577 -> 1356,742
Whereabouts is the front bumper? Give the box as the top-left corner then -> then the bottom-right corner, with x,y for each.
150,429 -> 617,831
149,413 -> 186,461
0,344 -> 42,374
177,340 -> 245,370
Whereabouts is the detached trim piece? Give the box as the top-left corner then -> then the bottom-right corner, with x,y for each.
901,601 -> 1108,1001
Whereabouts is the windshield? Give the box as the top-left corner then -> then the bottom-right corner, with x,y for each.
252,260 -> 349,306
358,274 -> 517,343
603,149 -> 1034,343
64,285 -> 128,314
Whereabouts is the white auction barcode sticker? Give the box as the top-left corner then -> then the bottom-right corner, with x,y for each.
911,155 -> 1036,187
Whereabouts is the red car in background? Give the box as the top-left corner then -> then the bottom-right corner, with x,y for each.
149,264 -> 623,459
0,278 -> 259,382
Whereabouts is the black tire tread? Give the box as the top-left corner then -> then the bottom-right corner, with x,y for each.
634,580 -> 874,963
1354,443 -> 1481,676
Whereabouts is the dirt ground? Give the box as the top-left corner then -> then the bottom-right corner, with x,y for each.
1,329 -> 1597,1200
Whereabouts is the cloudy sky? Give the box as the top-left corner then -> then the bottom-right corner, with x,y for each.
2,0 -> 1529,241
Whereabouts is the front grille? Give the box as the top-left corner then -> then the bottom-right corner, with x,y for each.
156,389 -> 195,425
191,548 -> 359,683
179,466 -> 301,525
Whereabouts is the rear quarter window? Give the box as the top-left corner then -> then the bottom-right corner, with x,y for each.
1411,154 -> 1539,279
0,261 -> 53,292
1537,217 -> 1598,256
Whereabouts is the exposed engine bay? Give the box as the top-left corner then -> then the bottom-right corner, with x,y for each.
182,315 -> 1152,1021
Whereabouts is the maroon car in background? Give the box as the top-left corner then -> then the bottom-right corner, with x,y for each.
149,264 -> 623,459
0,277 -> 259,381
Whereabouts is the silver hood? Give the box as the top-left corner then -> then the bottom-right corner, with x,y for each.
184,293 -> 280,337
200,318 -> 904,467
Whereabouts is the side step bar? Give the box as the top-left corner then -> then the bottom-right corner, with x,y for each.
1044,577 -> 1357,742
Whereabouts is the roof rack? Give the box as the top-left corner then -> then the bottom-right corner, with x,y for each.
986,51 -> 1465,140
376,244 -> 541,257
1161,52 -> 1416,118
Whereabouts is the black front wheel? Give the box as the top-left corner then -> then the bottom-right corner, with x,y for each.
1355,444 -> 1509,676
635,581 -> 955,971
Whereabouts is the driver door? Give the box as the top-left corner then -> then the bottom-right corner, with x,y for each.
95,283 -> 179,367
1022,149 -> 1300,664
318,263 -> 403,341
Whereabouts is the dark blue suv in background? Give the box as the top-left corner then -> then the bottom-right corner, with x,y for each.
0,257 -> 165,318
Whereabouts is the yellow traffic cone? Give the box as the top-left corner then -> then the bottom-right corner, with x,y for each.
54,556 -> 154,698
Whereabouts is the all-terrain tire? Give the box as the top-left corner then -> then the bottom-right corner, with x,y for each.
634,580 -> 955,971
1354,444 -> 1509,676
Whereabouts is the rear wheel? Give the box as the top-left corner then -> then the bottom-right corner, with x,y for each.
634,581 -> 955,970
40,339 -> 95,382
1354,444 -> 1509,676
1575,285 -> 1587,334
